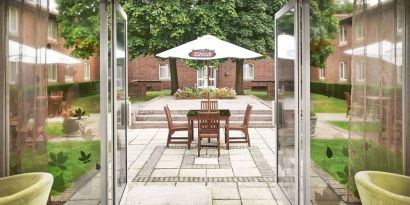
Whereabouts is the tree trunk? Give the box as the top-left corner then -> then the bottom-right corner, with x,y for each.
169,58 -> 179,95
235,59 -> 244,95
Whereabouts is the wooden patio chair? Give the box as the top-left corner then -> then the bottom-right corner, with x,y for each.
198,112 -> 221,157
201,100 -> 218,111
225,104 -> 252,149
164,105 -> 192,149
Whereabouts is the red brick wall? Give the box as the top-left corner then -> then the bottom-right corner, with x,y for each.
312,17 -> 352,84
128,55 -> 275,90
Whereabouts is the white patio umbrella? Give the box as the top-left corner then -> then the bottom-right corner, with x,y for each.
156,34 -> 262,111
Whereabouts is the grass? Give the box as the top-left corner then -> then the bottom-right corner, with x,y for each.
72,95 -> 100,113
9,140 -> 100,196
311,93 -> 347,113
129,90 -> 171,102
328,120 -> 381,132
311,139 -> 349,184
311,138 -> 403,193
244,89 -> 273,101
46,122 -> 64,135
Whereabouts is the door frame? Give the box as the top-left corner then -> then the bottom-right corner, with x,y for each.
197,66 -> 217,88
274,0 -> 310,204
112,2 -> 128,204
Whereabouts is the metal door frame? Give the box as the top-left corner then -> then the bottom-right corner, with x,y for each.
274,0 -> 310,204
112,2 -> 128,205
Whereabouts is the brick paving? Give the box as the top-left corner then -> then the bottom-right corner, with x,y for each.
125,128 -> 281,205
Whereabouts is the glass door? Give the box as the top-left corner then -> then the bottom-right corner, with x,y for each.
113,3 -> 128,205
274,0 -> 310,204
197,66 -> 216,88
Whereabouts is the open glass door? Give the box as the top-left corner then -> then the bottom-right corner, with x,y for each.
113,3 -> 128,205
274,0 -> 310,204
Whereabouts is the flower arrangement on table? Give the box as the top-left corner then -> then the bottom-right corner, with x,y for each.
175,87 -> 236,99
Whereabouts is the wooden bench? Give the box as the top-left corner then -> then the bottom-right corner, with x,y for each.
250,80 -> 275,97
129,80 -> 162,97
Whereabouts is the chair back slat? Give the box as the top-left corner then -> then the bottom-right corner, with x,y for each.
243,105 -> 253,126
164,105 -> 173,129
198,112 -> 220,134
201,100 -> 218,111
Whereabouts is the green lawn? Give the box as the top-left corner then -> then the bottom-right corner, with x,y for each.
311,139 -> 349,184
328,120 -> 381,132
72,95 -> 100,113
244,90 -> 273,101
129,90 -> 171,102
311,138 -> 403,193
311,93 -> 347,113
46,122 -> 64,135
10,140 -> 100,196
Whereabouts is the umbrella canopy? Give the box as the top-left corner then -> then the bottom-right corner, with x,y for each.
9,40 -> 81,64
156,34 -> 262,111
156,35 -> 262,60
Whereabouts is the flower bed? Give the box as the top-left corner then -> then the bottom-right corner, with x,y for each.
175,87 -> 236,99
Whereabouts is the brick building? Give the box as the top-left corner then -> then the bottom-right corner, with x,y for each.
311,14 -> 353,83
7,3 -> 99,86
128,55 -> 275,90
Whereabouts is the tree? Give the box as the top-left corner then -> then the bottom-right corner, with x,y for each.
56,0 -> 99,59
222,0 -> 286,95
335,0 -> 353,14
124,0 -> 236,94
310,0 -> 339,69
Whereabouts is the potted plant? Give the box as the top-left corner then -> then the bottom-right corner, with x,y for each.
62,108 -> 88,137
310,111 -> 318,136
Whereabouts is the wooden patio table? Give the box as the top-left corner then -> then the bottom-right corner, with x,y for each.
187,109 -> 231,149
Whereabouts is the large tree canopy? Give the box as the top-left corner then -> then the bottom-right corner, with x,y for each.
310,0 -> 339,69
56,0 -> 99,59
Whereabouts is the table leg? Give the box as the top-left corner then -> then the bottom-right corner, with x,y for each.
191,119 -> 194,141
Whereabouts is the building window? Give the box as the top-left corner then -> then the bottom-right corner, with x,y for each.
48,64 -> 57,82
319,68 -> 325,80
243,64 -> 254,80
48,19 -> 58,41
339,26 -> 347,45
9,62 -> 18,84
355,61 -> 365,82
339,62 -> 347,81
197,66 -> 216,88
84,63 -> 91,80
159,64 -> 170,80
356,20 -> 364,40
65,65 -> 73,82
8,7 -> 18,36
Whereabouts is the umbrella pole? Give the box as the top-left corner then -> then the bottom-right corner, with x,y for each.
207,60 -> 210,112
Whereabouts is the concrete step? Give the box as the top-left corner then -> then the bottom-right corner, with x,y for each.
135,109 -> 272,115
131,121 -> 274,129
135,114 -> 273,122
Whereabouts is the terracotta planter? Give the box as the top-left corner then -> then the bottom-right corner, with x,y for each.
63,117 -> 88,138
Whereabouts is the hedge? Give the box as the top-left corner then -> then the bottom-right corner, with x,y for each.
48,81 -> 100,98
311,81 -> 351,100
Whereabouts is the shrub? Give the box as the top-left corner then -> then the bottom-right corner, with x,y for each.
175,87 -> 236,98
311,81 -> 351,100
48,81 -> 100,99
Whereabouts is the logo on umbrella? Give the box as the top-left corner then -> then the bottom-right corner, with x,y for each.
188,49 -> 216,58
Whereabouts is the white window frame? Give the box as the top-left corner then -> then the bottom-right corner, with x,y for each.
84,63 -> 91,80
197,66 -> 216,88
356,20 -> 364,40
8,7 -> 18,36
48,64 -> 57,82
159,64 -> 170,80
339,25 -> 347,45
243,64 -> 254,80
319,68 -> 325,80
9,62 -> 18,84
355,61 -> 365,82
48,19 -> 58,41
339,62 -> 347,81
65,64 -> 73,82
